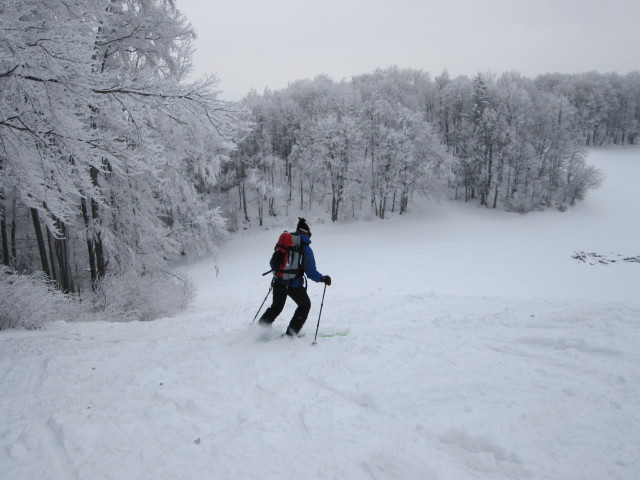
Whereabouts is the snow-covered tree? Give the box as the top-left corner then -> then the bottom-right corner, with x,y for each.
0,0 -> 243,296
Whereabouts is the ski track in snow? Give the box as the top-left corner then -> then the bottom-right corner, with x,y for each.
1,146 -> 640,480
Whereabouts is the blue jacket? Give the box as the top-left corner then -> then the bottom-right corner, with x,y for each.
271,233 -> 323,288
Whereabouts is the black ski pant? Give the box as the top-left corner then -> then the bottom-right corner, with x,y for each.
258,281 -> 311,334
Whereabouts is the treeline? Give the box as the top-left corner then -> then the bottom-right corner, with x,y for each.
536,71 -> 640,146
0,0 -> 242,317
219,69 -> 637,226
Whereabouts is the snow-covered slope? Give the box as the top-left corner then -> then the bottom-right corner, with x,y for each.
1,147 -> 639,480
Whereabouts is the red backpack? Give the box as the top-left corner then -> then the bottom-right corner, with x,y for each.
270,231 -> 304,280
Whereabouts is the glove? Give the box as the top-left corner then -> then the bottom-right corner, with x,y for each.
321,275 -> 332,286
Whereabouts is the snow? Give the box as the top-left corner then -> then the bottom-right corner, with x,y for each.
2,146 -> 640,480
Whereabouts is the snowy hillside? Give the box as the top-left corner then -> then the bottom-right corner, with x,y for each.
1,146 -> 639,480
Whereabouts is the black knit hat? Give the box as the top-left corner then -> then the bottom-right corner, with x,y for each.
296,217 -> 311,236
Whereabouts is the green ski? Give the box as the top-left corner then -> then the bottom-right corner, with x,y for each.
318,329 -> 350,338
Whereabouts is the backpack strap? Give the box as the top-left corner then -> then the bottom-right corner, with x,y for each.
290,233 -> 304,277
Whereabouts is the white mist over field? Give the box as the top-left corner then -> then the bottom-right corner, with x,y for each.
1,146 -> 639,480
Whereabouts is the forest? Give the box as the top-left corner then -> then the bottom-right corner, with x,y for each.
1,0 -> 639,327
224,68 -> 638,228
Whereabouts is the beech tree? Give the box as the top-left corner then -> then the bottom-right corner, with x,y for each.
229,71 -> 451,223
536,71 -> 640,145
231,67 -> 620,221
0,0 -> 243,293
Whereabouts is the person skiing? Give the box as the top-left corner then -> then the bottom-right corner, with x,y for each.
258,218 -> 331,337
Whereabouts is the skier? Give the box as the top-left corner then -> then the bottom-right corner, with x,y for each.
259,218 -> 331,337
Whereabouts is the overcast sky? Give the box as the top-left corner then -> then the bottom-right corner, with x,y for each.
177,0 -> 640,101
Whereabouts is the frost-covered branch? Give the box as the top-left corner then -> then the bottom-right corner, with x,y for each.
0,0 -> 244,302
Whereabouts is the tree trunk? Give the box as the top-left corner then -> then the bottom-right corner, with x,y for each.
54,220 -> 74,293
30,208 -> 51,278
399,190 -> 409,215
1,215 -> 8,267
288,161 -> 293,203
0,162 -> 6,266
240,182 -> 249,222
89,166 -> 106,278
81,197 -> 99,289
331,193 -> 337,222
46,227 -> 59,285
10,195 -> 17,266
300,177 -> 304,211
379,194 -> 387,220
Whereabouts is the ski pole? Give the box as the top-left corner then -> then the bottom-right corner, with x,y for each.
312,284 -> 327,345
251,279 -> 273,325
